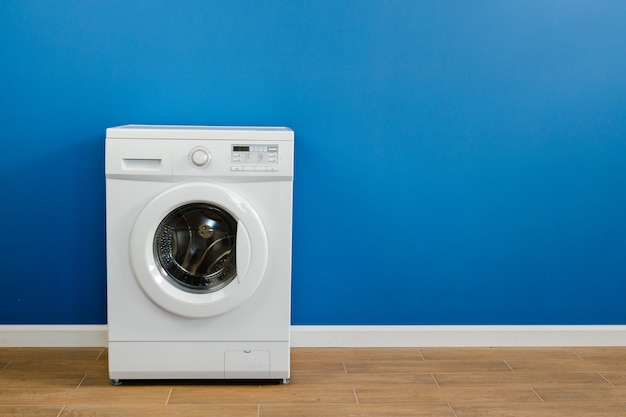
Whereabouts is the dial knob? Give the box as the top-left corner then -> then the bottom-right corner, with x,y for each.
190,147 -> 211,167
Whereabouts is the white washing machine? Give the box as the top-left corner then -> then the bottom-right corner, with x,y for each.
105,125 -> 294,384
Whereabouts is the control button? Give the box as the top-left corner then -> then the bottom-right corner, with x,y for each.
231,166 -> 243,171
244,167 -> 255,172
267,166 -> 279,172
190,147 -> 211,167
255,167 -> 267,172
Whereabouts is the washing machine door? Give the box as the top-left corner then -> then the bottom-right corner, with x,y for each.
129,182 -> 268,318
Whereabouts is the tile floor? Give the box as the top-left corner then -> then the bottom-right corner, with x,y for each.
0,347 -> 625,416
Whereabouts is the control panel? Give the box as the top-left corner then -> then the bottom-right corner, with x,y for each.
231,144 -> 279,172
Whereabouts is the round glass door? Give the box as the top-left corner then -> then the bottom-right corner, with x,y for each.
154,203 -> 237,293
129,182 -> 268,318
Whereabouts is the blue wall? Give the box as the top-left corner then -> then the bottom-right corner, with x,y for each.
1,1 -> 625,325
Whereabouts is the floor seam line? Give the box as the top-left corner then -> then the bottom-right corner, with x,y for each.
76,374 -> 88,389
531,387 -> 545,402
598,372 -> 615,387
165,387 -> 173,405
416,348 -> 425,361
353,388 -> 360,404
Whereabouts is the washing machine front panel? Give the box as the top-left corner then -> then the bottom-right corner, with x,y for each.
129,182 -> 269,319
106,125 -> 293,381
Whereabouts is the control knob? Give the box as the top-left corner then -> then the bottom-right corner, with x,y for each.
190,147 -> 211,167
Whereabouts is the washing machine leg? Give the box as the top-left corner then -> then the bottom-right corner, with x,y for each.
110,379 -> 122,386
280,378 -> 290,385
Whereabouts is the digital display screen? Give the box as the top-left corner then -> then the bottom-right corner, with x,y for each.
233,146 -> 250,152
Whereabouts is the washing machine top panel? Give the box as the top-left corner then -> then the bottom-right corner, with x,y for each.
106,124 -> 293,141
105,125 -> 294,180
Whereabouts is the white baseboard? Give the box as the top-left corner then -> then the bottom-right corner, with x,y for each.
1,325 -> 625,348
290,325 -> 626,347
0,325 -> 109,347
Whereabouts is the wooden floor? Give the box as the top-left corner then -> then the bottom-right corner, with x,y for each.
1,347 -> 626,416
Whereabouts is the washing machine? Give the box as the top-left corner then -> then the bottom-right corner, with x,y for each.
105,125 -> 294,384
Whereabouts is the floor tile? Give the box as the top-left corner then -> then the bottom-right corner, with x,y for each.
4,360 -> 102,374
434,371 -> 611,387
290,371 -> 437,388
345,360 -> 512,374
292,347 -> 423,362
534,386 -> 626,402
0,388 -> 72,406
290,359 -> 346,374
356,387 -> 541,404
0,369 -> 86,388
0,348 -> 103,362
507,359 -> 626,374
420,347 -> 580,361
260,403 -> 456,417
0,406 -> 64,417
60,404 -> 258,417
168,386 -> 356,405
452,403 -> 626,417
68,387 -> 171,405
572,347 -> 626,361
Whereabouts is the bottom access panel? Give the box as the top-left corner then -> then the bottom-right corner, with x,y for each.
108,341 -> 290,381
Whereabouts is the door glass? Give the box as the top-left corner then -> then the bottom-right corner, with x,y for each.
154,203 -> 237,292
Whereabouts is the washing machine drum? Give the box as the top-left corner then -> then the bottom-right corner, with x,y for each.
154,203 -> 237,293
